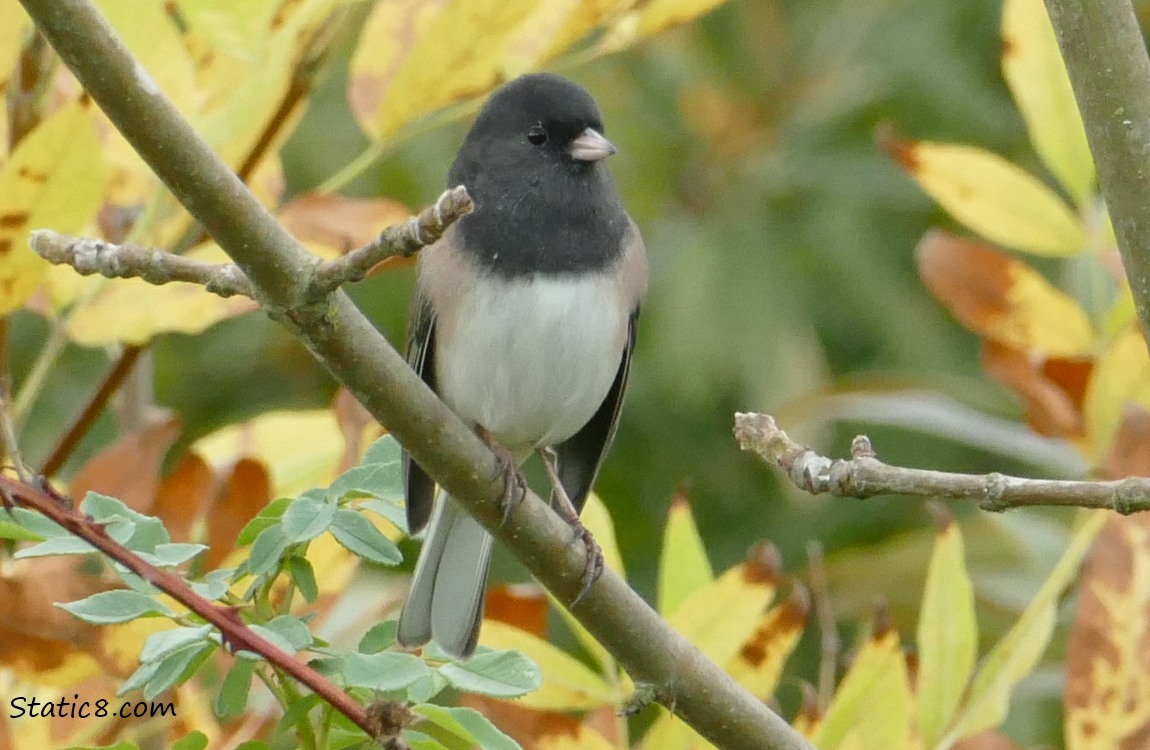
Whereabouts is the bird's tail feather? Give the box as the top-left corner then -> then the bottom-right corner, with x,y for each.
397,492 -> 494,658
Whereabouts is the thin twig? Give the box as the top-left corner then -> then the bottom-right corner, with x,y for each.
0,387 -> 34,484
0,473 -> 377,738
735,412 -> 1150,513
805,541 -> 837,711
308,186 -> 474,295
30,187 -> 474,301
41,346 -> 144,476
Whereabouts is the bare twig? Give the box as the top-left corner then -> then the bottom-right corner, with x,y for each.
0,388 -> 34,484
40,345 -> 144,476
735,412 -> 1150,513
29,233 -> 255,297
308,186 -> 474,295
30,187 -> 475,301
805,541 -> 838,711
0,473 -> 378,737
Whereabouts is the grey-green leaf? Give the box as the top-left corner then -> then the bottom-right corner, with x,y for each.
57,590 -> 173,624
329,509 -> 401,565
438,649 -> 542,698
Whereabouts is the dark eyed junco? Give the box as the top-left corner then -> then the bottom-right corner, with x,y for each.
396,73 -> 647,658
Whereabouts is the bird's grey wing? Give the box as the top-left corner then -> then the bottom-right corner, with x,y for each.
554,309 -> 638,514
404,287 -> 438,535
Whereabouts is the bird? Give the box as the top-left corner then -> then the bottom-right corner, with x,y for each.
396,72 -> 647,658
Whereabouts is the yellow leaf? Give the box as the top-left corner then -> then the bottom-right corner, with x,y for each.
538,724 -> 616,750
1084,325 -> 1150,461
725,587 -> 808,701
503,0 -> 637,74
916,516 -> 978,748
944,511 -> 1108,743
658,491 -> 714,616
1001,0 -> 1094,207
0,100 -> 106,315
634,0 -> 729,39
348,0 -> 540,142
197,0 -> 340,169
174,0 -> 281,57
890,140 -> 1085,256
63,244 -> 257,345
550,493 -> 621,675
0,3 -> 32,147
815,629 -> 913,750
667,543 -> 779,666
1064,515 -> 1150,750
478,620 -> 620,710
916,231 -> 1095,357
642,709 -> 710,750
193,409 -> 344,497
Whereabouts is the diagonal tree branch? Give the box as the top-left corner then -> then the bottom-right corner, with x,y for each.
1043,0 -> 1150,344
0,473 -> 374,735
735,412 -> 1150,512
17,1 -> 812,748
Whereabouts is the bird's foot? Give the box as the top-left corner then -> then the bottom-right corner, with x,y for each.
537,446 -> 604,605
567,515 -> 604,606
477,426 -> 526,525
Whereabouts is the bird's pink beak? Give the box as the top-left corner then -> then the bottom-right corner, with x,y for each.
569,127 -> 617,162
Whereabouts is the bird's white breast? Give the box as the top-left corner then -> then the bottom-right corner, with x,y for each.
435,273 -> 627,452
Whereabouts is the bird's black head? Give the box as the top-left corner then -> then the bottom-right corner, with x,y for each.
449,73 -> 629,277
451,73 -> 616,186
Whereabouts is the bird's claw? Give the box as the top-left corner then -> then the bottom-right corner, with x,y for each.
569,517 -> 604,606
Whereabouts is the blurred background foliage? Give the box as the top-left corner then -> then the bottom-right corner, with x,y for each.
8,0 -> 1120,743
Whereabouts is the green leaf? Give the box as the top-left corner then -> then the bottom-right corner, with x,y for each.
0,517 -> 47,542
143,643 -> 213,700
140,625 -> 213,662
171,732 -> 209,750
246,524 -> 289,576
944,511 -> 1107,743
215,658 -> 257,718
329,435 -> 404,503
329,509 -> 402,565
150,543 -> 209,567
358,621 -> 398,654
282,490 -> 337,542
262,615 -> 314,652
236,496 -> 293,546
247,623 -> 299,655
190,568 -> 234,601
287,555 -> 319,602
413,705 -> 521,750
343,652 -> 431,691
438,649 -> 542,699
916,517 -> 978,748
81,492 -> 169,551
358,498 -> 407,532
6,508 -> 68,538
58,590 -> 173,624
14,536 -> 98,558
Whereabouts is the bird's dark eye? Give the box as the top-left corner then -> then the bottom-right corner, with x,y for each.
527,125 -> 548,145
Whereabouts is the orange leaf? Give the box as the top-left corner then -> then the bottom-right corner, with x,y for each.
279,193 -> 411,260
152,452 -> 216,543
954,730 -> 1023,750
204,457 -> 271,570
68,414 -> 182,512
980,341 -> 1090,438
1065,513 -> 1150,749
485,583 -> 549,637
916,230 -> 1094,357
